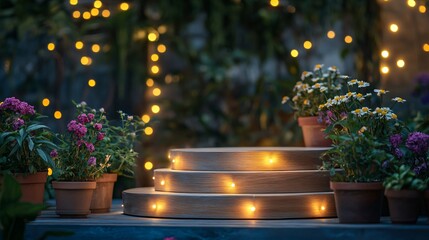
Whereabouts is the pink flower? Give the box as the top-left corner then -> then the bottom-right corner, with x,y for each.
87,156 -> 96,166
50,149 -> 58,158
94,123 -> 102,131
0,97 -> 35,115
97,132 -> 105,141
77,114 -> 90,124
87,113 -> 95,121
85,142 -> 95,153
12,118 -> 25,130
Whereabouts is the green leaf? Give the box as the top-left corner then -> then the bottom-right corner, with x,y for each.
0,175 -> 22,207
36,149 -> 49,164
26,124 -> 49,132
27,137 -> 35,151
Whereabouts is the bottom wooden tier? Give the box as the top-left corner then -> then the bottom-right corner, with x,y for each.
122,188 -> 337,219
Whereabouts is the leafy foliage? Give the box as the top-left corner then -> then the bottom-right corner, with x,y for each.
384,165 -> 427,191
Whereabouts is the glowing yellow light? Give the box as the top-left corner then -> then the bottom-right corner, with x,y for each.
75,41 -> 84,50
390,24 -> 398,33
381,66 -> 389,74
158,25 -> 167,34
250,206 -> 256,212
152,176 -> 155,180
151,54 -> 159,62
144,162 -> 153,170
344,35 -> 353,44
120,2 -> 129,11
144,127 -> 154,135
157,44 -> 167,53
153,88 -> 161,96
88,79 -> 96,87
381,50 -> 389,58
94,0 -> 102,8
81,56 -> 91,65
396,59 -> 405,68
327,30 -> 335,39
69,0 -> 78,5
82,11 -> 91,20
172,159 -> 175,163
303,41 -> 312,49
407,0 -> 416,7
47,43 -> 55,51
423,43 -> 429,52
102,9 -> 110,18
160,180 -> 165,186
419,5 -> 426,13
47,168 -> 53,176
151,65 -> 160,74
141,114 -> 150,123
270,0 -> 279,7
146,78 -> 154,87
72,11 -> 81,19
231,182 -> 236,188
54,111 -> 62,119
148,33 -> 158,42
321,206 -> 326,211
92,44 -> 100,53
152,204 -> 157,209
290,49 -> 299,57
91,8 -> 99,16
151,105 -> 160,114
269,158 -> 273,164
42,98 -> 50,107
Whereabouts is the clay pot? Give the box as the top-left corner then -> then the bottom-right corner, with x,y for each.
330,182 -> 383,223
52,181 -> 96,217
13,172 -> 47,204
385,189 -> 422,224
298,116 -> 331,147
90,173 -> 118,213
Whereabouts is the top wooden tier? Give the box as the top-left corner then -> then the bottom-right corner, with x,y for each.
169,147 -> 329,171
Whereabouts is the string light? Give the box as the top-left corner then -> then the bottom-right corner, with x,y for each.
389,24 -> 398,33
145,127 -> 154,135
82,11 -> 91,20
120,2 -> 129,11
94,0 -> 102,8
92,44 -> 101,53
54,111 -> 62,119
144,162 -> 153,170
320,206 -> 326,211
158,25 -> 167,34
151,105 -> 160,114
396,59 -> 405,68
269,158 -> 274,164
80,56 -> 92,66
151,65 -> 160,74
148,33 -> 158,42
146,78 -> 154,87
157,44 -> 167,53
290,49 -> 299,57
42,98 -> 50,107
91,8 -> 99,16
152,204 -> 157,209
153,88 -> 161,96
160,180 -> 165,185
151,54 -> 159,62
344,35 -> 353,44
381,50 -> 389,58
141,114 -> 150,123
75,41 -> 84,50
407,0 -> 416,7
88,79 -> 96,87
47,43 -> 55,51
230,182 -> 236,188
72,11 -> 81,19
249,206 -> 256,212
102,9 -> 111,18
423,43 -> 429,52
69,0 -> 78,5
269,0 -> 279,7
381,66 -> 389,74
303,41 -> 312,50
419,5 -> 426,13
327,30 -> 335,39
165,75 -> 173,84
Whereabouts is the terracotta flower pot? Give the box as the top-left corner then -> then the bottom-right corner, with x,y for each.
90,173 -> 118,213
385,189 -> 422,224
298,116 -> 331,147
330,182 -> 383,223
52,181 -> 96,217
13,172 -> 47,204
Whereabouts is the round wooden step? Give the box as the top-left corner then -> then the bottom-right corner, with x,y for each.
169,147 -> 329,171
123,187 -> 336,219
154,169 -> 331,193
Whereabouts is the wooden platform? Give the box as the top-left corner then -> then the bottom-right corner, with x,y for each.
26,201 -> 429,240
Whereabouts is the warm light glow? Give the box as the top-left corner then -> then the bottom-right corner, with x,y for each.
231,182 -> 236,188
81,56 -> 92,65
120,2 -> 129,11
327,30 -> 335,39
151,54 -> 159,62
94,0 -> 102,8
152,204 -> 157,209
423,43 -> 429,52
47,43 -> 55,51
160,180 -> 165,185
48,168 -> 53,176
91,8 -> 99,16
290,49 -> 299,57
141,114 -> 150,123
92,44 -> 101,53
102,9 -> 110,18
419,5 -> 427,13
270,0 -> 279,7
152,176 -> 155,180
42,98 -> 50,107
381,66 -> 389,74
381,50 -> 389,58
144,161 -> 153,170
157,44 -> 167,53
88,79 -> 96,87
344,35 -> 353,44
151,105 -> 160,114
69,0 -> 78,5
72,11 -> 81,19
153,88 -> 161,96
320,206 -> 326,211
75,41 -> 84,50
303,41 -> 312,49
158,25 -> 167,34
146,78 -> 154,87
54,111 -> 62,119
172,159 -> 175,163
407,0 -> 416,7
144,127 -> 154,135
82,11 -> 91,20
396,59 -> 405,68
269,158 -> 273,164
151,65 -> 160,74
389,24 -> 398,33
148,32 -> 158,42
249,206 -> 256,212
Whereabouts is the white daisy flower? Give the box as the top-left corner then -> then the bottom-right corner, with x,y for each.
374,89 -> 389,96
392,97 -> 406,103
282,96 -> 290,104
348,79 -> 359,86
357,81 -> 370,88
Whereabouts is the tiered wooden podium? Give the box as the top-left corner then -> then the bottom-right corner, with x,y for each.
123,147 -> 336,219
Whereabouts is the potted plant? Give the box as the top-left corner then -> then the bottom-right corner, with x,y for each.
320,80 -> 404,223
51,102 -> 109,217
0,97 -> 56,204
282,65 -> 347,147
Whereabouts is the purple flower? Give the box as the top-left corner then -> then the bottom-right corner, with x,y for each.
382,160 -> 390,169
67,120 -> 87,138
0,97 -> 35,115
77,114 -> 90,124
85,142 -> 95,153
97,132 -> 105,141
393,148 -> 404,159
389,134 -> 402,148
76,140 -> 84,147
12,118 -> 25,130
413,162 -> 428,175
94,123 -> 102,131
87,156 -> 96,166
87,113 -> 95,121
406,132 -> 429,155
50,149 -> 58,158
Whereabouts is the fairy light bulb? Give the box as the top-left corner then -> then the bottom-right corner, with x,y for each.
152,204 -> 157,209
160,180 -> 165,186
231,182 -> 236,188
250,206 -> 256,212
